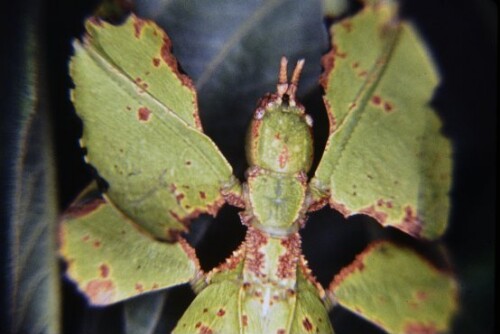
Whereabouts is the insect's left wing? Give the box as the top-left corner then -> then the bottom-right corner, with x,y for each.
309,0 -> 452,239
60,184 -> 199,305
70,15 -> 238,240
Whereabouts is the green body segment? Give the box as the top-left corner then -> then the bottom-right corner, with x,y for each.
174,228 -> 333,334
248,170 -> 306,232
246,104 -> 313,174
245,101 -> 313,232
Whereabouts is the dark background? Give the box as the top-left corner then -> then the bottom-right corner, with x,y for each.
2,0 -> 496,333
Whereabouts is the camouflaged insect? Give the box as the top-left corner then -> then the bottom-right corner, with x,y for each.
60,1 -> 458,333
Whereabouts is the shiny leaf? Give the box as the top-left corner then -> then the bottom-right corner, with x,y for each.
310,0 -> 452,239
70,15 -> 237,240
135,0 -> 328,174
329,241 -> 458,333
59,184 -> 199,305
1,1 -> 60,332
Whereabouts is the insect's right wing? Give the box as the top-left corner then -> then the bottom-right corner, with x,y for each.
70,15 -> 239,241
328,241 -> 458,333
309,0 -> 452,239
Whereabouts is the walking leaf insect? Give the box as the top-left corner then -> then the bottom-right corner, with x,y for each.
60,1 -> 458,333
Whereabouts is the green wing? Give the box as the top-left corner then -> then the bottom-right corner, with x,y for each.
70,15 -> 237,240
328,241 -> 458,333
289,264 -> 334,334
59,184 -> 199,305
309,1 -> 452,239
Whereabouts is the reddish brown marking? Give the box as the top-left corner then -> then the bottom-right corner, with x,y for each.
99,264 -> 109,278
199,191 -> 206,199
245,228 -> 268,278
216,247 -> 245,272
82,235 -> 90,242
329,249 -> 368,291
341,20 -> 353,32
319,49 -> 335,89
277,330 -> 286,334
169,210 -> 184,223
278,145 -> 290,169
216,308 -> 225,317
274,133 -> 281,140
416,290 -> 428,301
398,206 -> 423,237
85,279 -> 115,304
88,16 -> 103,27
198,325 -> 213,334
195,322 -> 201,329
178,237 -> 201,270
352,61 -> 359,69
329,199 -> 351,217
135,283 -> 144,293
403,323 -> 438,334
93,240 -> 101,248
371,95 -> 382,105
384,102 -> 393,112
64,198 -> 105,219
133,18 -> 146,38
360,205 -> 388,224
175,193 -> 185,203
277,234 -> 300,279
137,107 -> 152,121
152,57 -> 160,67
152,283 -> 159,289
303,317 -> 313,332
242,315 -> 248,327
359,70 -> 368,77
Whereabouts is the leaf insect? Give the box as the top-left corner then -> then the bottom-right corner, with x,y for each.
60,1 -> 457,333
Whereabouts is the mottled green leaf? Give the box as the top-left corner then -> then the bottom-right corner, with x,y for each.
59,184 -> 199,305
329,241 -> 458,333
70,15 -> 237,240
135,0 -> 328,174
0,1 -> 60,332
310,0 -> 452,239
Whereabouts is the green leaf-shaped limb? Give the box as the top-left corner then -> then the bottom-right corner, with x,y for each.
70,15 -> 236,240
59,185 -> 199,305
310,1 -> 452,239
330,241 -> 458,333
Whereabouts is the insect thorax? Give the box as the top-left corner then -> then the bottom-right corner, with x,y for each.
244,101 -> 313,234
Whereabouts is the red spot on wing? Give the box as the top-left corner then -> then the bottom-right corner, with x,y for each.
133,18 -> 146,38
277,329 -> 286,334
303,317 -> 314,332
93,240 -> 101,248
216,308 -> 225,317
384,101 -> 393,112
137,107 -> 151,121
85,279 -> 115,304
371,95 -> 382,105
397,206 -> 423,237
135,283 -> 144,293
360,205 -> 388,224
242,315 -> 248,327
152,57 -> 160,67
199,191 -> 206,199
403,323 -> 438,334
341,20 -> 353,32
198,325 -> 213,334
319,49 -> 335,89
99,264 -> 109,278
